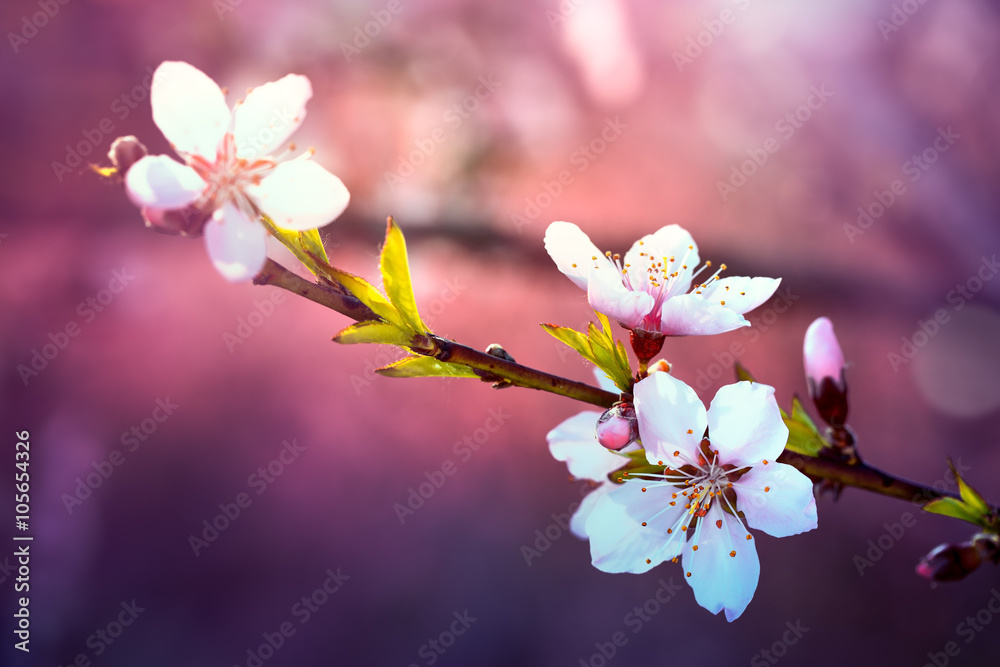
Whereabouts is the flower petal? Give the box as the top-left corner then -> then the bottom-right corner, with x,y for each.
543,221 -> 614,291
697,276 -> 781,316
736,462 -> 818,538
125,155 -> 206,209
683,505 -> 760,622
150,61 -> 230,158
707,381 -> 788,466
571,484 -> 612,539
587,265 -> 655,329
233,73 -> 311,160
547,412 -> 627,482
204,201 -> 268,282
246,161 -> 350,231
623,224 -> 699,297
634,371 -> 706,467
585,482 -> 685,573
658,293 -> 750,336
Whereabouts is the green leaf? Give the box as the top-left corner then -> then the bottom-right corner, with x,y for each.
376,355 -> 481,379
298,228 -> 330,266
321,265 -> 407,330
332,321 -> 414,346
790,396 -> 821,434
923,497 -> 989,527
951,460 -> 991,516
380,217 -> 429,333
784,419 -> 826,457
260,214 -> 330,276
542,315 -> 633,393
782,396 -> 827,457
541,323 -> 593,359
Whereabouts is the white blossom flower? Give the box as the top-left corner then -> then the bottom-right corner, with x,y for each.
583,371 -> 818,621
125,61 -> 350,281
544,221 -> 780,336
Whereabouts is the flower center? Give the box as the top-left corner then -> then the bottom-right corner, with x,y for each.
620,437 -> 754,574
188,133 -> 276,220
594,241 -> 729,331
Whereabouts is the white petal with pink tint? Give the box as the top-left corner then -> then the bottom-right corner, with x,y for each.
696,277 -> 781,317
150,61 -> 230,157
634,371 -> 707,468
125,155 -> 206,209
707,381 -> 787,467
204,201 -> 268,282
234,73 -> 312,160
736,463 -> 818,539
547,411 -> 627,482
570,484 -> 612,539
587,265 -> 654,329
586,483 -> 685,574
682,504 -> 760,622
544,221 -> 614,291
658,293 -> 750,336
248,161 -> 350,231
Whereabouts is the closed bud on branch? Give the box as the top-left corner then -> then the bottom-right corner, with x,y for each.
596,402 -> 639,451
108,135 -> 148,174
916,534 -> 999,582
803,317 -> 849,427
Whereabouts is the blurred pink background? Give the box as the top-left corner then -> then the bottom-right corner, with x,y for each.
3,0 -> 1000,665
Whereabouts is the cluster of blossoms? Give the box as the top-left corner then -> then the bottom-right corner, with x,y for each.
121,61 -> 350,281
114,61 -> 994,621
545,223 -> 821,621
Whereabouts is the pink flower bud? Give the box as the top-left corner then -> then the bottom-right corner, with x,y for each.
916,539 -> 990,582
596,403 -> 639,451
804,317 -> 845,387
108,135 -> 148,175
803,317 -> 849,427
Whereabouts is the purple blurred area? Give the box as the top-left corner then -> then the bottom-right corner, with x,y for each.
3,0 -> 1000,665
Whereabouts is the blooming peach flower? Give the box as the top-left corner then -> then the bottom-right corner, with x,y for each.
583,371 -> 817,621
125,61 -> 350,281
544,221 -> 780,336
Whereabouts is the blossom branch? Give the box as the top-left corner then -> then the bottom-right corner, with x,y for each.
424,334 -> 621,407
254,260 -> 997,520
779,452 -> 964,506
254,259 -> 620,408
254,258 -> 380,323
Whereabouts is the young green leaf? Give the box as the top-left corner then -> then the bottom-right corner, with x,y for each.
542,316 -> 633,392
297,228 -> 330,266
332,321 -> 415,346
950,460 -> 991,516
260,214 -> 330,275
380,217 -> 428,333
923,497 -> 990,528
541,323 -> 593,360
376,355 -> 481,379
320,265 -> 407,330
782,397 -> 828,457
783,417 -> 827,457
